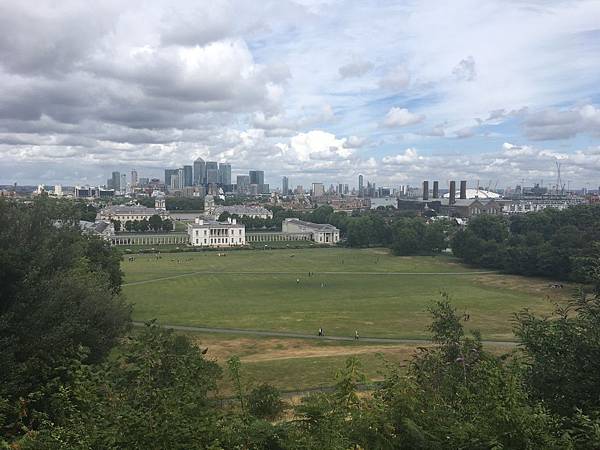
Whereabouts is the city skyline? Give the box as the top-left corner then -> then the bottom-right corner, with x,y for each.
0,1 -> 599,188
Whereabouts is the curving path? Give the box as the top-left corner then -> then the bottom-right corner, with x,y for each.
131,321 -> 517,347
123,270 -> 498,287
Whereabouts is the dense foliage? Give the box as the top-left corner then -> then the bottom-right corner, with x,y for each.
0,197 -> 131,441
451,205 -> 600,281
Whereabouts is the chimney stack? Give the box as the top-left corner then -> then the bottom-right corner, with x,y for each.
422,181 -> 429,200
460,180 -> 467,200
449,181 -> 456,205
432,181 -> 439,199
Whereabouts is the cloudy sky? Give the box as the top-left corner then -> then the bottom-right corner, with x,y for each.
1,0 -> 600,189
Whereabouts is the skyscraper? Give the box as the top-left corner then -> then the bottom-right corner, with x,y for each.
236,175 -> 250,194
193,157 -> 206,185
218,163 -> 231,185
358,174 -> 364,197
206,161 -> 218,184
120,174 -> 127,193
312,182 -> 325,198
131,169 -> 138,187
164,169 -> 178,189
249,170 -> 265,193
183,165 -> 193,187
111,171 -> 120,192
282,176 -> 289,195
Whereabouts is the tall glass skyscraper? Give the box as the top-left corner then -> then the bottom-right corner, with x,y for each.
218,163 -> 231,185
183,165 -> 193,187
205,162 -> 218,184
282,176 -> 289,195
193,158 -> 206,185
249,170 -> 265,193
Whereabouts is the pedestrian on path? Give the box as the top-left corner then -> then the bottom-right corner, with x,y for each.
354,330 -> 359,340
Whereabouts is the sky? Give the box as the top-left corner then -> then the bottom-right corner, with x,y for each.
1,0 -> 600,190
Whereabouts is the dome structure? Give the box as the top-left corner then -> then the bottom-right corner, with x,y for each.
443,189 -> 501,199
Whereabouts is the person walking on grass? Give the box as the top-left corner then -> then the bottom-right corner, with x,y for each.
318,327 -> 323,337
354,330 -> 359,340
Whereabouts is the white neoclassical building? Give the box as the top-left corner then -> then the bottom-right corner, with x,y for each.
187,217 -> 246,247
281,218 -> 340,245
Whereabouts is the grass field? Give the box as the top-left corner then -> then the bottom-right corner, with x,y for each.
123,248 -> 567,341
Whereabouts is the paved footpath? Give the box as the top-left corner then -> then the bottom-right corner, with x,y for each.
123,270 -> 498,287
132,321 -> 517,347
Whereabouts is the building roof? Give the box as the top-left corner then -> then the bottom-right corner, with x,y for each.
100,205 -> 164,215
213,205 -> 272,216
188,219 -> 244,229
443,189 -> 501,199
284,218 -> 339,232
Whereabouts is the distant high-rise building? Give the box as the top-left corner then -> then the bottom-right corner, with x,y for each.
218,163 -> 232,185
183,165 -> 193,187
54,185 -> 62,196
131,170 -> 138,187
312,182 -> 325,198
358,174 -> 364,197
282,176 -> 289,195
106,178 -> 113,189
170,168 -> 184,190
249,170 -> 265,193
139,177 -> 149,187
206,161 -> 219,184
111,171 -> 120,192
236,175 -> 250,194
337,183 -> 343,194
193,157 -> 206,185
120,174 -> 127,192
344,184 -> 349,195
164,169 -> 178,188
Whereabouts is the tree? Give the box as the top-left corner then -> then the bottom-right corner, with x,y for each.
162,218 -> 173,232
124,220 -> 134,232
149,214 -> 162,232
112,219 -> 121,232
0,197 -> 130,439
515,289 -> 600,416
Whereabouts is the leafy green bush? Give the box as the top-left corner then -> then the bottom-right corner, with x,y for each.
248,383 -> 285,420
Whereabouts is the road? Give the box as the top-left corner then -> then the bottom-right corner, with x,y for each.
123,270 -> 498,287
131,321 -> 517,347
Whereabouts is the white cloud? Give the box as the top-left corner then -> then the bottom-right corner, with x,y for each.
338,60 -> 373,78
382,108 -> 425,128
379,65 -> 410,90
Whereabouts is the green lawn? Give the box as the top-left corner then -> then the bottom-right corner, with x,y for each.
123,248 -> 564,341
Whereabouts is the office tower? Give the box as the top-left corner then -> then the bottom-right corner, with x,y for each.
249,184 -> 259,195
164,169 -> 177,189
131,170 -> 138,187
263,183 -> 269,194
106,178 -> 113,189
337,183 -> 343,194
54,185 -> 62,196
433,181 -> 439,198
344,184 -> 349,195
111,171 -> 120,192
139,177 -> 149,187
312,182 -> 325,197
423,181 -> 429,200
282,176 -> 289,195
358,174 -> 364,196
218,163 -> 231,185
205,161 -> 218,184
170,169 -> 184,190
120,174 -> 127,192
182,165 -> 193,187
193,157 -> 206,185
249,170 -> 265,193
237,175 -> 250,194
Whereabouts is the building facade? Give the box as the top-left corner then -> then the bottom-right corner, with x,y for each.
212,205 -> 273,219
193,158 -> 206,185
188,217 -> 246,247
98,205 -> 170,222
282,218 -> 340,244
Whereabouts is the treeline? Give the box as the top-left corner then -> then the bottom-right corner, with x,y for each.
113,214 -> 173,233
4,197 -> 600,448
452,204 -> 600,282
